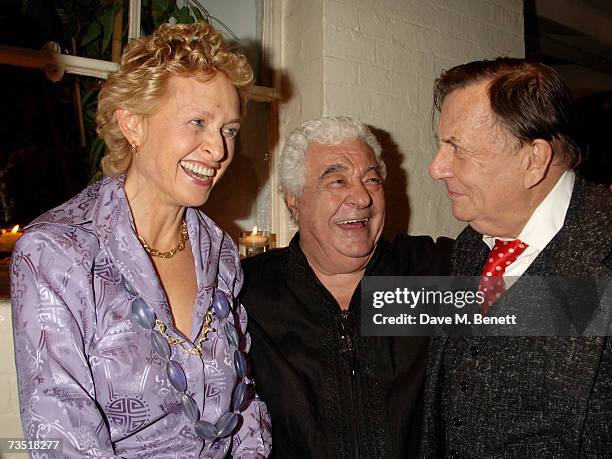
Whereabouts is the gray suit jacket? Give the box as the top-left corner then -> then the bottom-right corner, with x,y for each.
421,176 -> 612,458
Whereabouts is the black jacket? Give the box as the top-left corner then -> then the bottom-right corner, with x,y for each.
421,176 -> 612,458
241,233 -> 453,458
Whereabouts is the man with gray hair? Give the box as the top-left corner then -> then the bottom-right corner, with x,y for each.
240,116 -> 452,458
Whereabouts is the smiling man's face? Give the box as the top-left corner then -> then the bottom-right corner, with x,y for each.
286,140 -> 385,274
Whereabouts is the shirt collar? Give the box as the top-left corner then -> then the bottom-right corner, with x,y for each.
483,170 -> 575,250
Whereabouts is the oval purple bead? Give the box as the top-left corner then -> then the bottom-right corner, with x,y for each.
234,350 -> 248,379
232,381 -> 248,412
151,331 -> 170,359
212,290 -> 230,319
131,297 -> 155,329
216,412 -> 240,438
195,420 -> 217,441
166,359 -> 187,393
224,321 -> 240,349
181,393 -> 199,423
123,277 -> 137,296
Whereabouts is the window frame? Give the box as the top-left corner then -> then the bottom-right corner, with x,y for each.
0,0 -> 283,240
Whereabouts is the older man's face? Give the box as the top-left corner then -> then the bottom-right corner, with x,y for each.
287,140 -> 385,273
429,81 -> 531,236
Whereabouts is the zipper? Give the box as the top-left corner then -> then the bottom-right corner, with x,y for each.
338,310 -> 362,458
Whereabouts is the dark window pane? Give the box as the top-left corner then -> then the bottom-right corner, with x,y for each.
0,65 -> 99,226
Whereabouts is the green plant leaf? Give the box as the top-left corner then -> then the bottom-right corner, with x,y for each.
81,87 -> 99,107
54,7 -> 72,26
89,170 -> 104,184
192,7 -> 206,22
152,0 -> 177,25
20,0 -> 30,15
154,0 -> 173,12
88,137 -> 106,181
81,21 -> 102,47
176,6 -> 194,24
100,1 -> 123,55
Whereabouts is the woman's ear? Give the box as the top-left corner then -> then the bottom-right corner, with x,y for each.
522,139 -> 553,189
116,109 -> 145,147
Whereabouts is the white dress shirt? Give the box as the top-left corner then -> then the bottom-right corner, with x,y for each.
483,170 -> 575,282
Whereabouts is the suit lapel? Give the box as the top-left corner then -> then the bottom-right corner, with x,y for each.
451,227 -> 489,277
526,175 -> 612,277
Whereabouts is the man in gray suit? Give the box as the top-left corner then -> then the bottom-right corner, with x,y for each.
422,58 -> 611,456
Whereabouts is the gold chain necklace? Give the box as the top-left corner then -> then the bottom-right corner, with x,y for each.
155,310 -> 213,356
138,220 -> 188,258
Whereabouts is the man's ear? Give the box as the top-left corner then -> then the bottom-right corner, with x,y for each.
522,139 -> 553,189
116,109 -> 145,147
285,192 -> 299,222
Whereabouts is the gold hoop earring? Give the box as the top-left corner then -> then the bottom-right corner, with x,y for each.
130,143 -> 137,154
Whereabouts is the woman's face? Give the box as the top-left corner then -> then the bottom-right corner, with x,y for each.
126,72 -> 241,209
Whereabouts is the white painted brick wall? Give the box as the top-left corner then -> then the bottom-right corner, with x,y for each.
281,0 -> 325,132
0,297 -> 23,450
279,0 -> 524,240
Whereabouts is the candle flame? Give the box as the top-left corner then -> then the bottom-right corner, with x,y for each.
11,224 -> 20,233
251,226 -> 258,236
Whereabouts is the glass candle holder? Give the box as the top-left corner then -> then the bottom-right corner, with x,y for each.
239,229 -> 270,258
0,225 -> 23,253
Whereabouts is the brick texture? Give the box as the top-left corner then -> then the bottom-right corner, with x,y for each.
279,0 -> 524,241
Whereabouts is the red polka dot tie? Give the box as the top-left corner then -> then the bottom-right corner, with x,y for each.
478,239 -> 528,314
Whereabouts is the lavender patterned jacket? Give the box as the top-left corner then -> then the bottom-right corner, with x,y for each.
10,175 -> 272,458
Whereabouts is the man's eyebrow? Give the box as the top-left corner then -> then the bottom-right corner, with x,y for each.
319,163 -> 348,179
437,135 -> 463,148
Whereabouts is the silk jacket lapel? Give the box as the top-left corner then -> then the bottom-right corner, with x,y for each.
92,175 -> 174,327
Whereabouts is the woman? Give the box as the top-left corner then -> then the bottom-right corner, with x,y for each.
11,22 -> 271,457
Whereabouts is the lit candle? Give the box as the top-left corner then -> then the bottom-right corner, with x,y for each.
0,225 -> 23,253
241,226 -> 268,245
239,226 -> 270,258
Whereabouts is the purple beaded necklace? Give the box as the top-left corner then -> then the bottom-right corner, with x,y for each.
128,280 -> 249,444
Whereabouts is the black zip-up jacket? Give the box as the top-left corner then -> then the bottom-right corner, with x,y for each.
240,232 -> 453,458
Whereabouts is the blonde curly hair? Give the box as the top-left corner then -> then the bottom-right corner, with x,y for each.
96,22 -> 253,177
